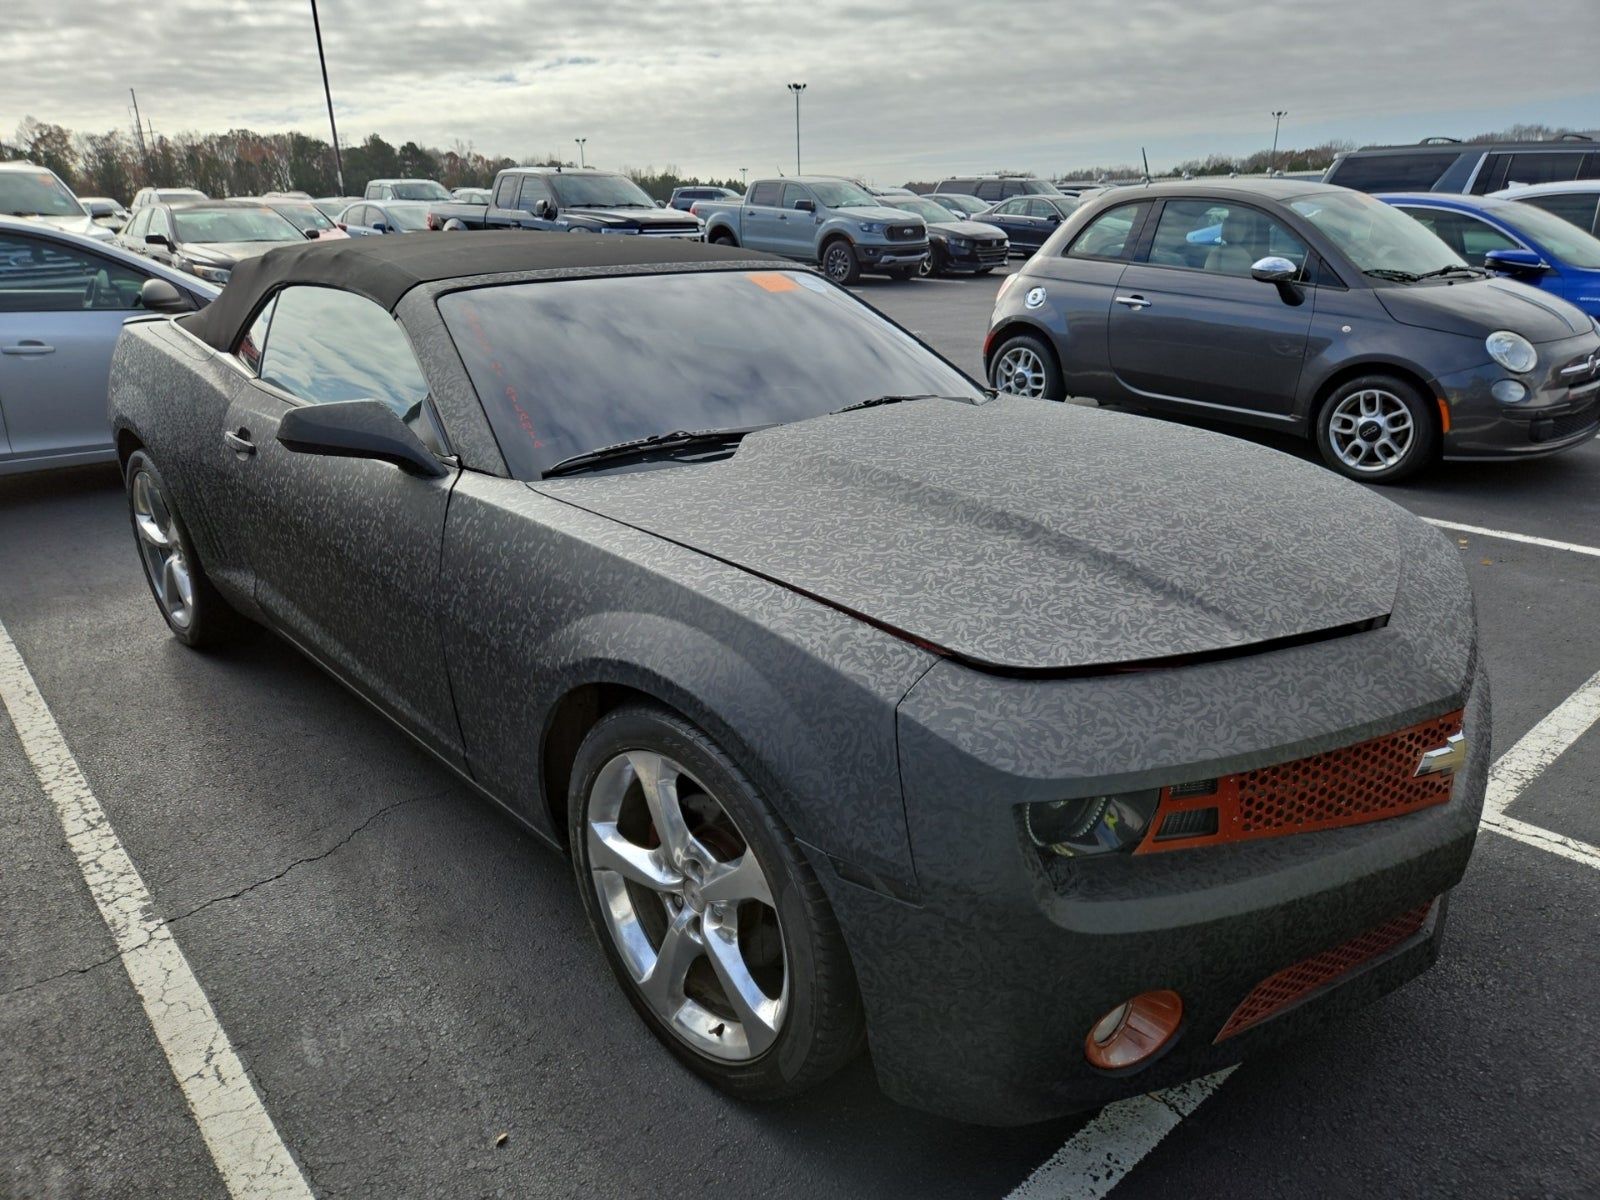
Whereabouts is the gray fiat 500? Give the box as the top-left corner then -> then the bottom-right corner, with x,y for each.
985,180 -> 1600,482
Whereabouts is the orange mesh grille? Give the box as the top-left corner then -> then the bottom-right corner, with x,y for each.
1137,710 -> 1464,854
1214,900 -> 1434,1041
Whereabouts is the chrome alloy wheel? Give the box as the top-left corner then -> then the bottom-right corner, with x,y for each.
585,750 -> 787,1061
1327,388 -> 1415,474
993,344 -> 1048,397
131,470 -> 194,630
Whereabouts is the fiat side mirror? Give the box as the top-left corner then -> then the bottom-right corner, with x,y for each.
1250,256 -> 1299,283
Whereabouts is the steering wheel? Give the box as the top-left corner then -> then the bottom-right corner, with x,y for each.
86,268 -> 120,310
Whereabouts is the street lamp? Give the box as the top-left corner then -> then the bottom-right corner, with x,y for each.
309,0 -> 345,194
574,137 -> 587,168
787,82 -> 806,175
1270,110 -> 1288,174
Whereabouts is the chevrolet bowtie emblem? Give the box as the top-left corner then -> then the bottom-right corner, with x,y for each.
1415,732 -> 1467,778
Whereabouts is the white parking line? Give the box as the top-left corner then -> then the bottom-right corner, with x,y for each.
0,619 -> 314,1200
1422,518 -> 1600,560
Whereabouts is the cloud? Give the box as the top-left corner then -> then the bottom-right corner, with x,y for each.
4,0 -> 1596,181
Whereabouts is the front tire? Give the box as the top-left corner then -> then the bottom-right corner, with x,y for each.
709,229 -> 737,247
988,332 -> 1065,401
1314,375 -> 1438,483
569,704 -> 864,1100
820,239 -> 860,285
124,450 -> 241,648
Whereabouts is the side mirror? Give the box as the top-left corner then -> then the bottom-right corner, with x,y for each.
372,222 -> 389,234
1482,248 -> 1550,276
1250,256 -> 1299,283
534,199 -> 555,219
654,199 -> 666,208
794,199 -> 816,213
303,228 -> 321,240
140,278 -> 193,312
277,399 -> 450,478
145,232 -> 170,247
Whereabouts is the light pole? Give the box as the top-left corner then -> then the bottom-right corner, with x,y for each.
309,0 -> 345,195
740,167 -> 747,188
574,138 -> 587,168
787,82 -> 806,175
1269,110 -> 1288,174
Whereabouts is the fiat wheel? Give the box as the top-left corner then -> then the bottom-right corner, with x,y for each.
570,704 -> 863,1098
988,332 -> 1065,401
1315,375 -> 1438,483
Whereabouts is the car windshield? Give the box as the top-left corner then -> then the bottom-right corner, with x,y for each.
1496,200 -> 1600,269
389,181 -> 450,201
1289,190 -> 1465,277
380,204 -> 431,231
894,197 -> 962,223
158,190 -> 206,203
0,170 -> 84,217
313,198 -> 351,218
440,269 -> 982,480
549,173 -> 657,208
809,180 -> 879,208
271,202 -> 335,232
172,207 -> 303,243
939,196 -> 984,214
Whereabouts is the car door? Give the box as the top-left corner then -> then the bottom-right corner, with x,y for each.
220,284 -> 466,765
1107,197 -> 1314,417
988,198 -> 1043,251
779,183 -> 818,257
740,181 -> 786,250
0,232 -> 151,467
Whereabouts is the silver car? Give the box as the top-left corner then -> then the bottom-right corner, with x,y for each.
0,215 -> 216,475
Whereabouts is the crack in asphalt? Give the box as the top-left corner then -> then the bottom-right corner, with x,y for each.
3,791 -> 432,1001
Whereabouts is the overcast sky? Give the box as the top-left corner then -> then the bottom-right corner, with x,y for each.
3,0 -> 1596,181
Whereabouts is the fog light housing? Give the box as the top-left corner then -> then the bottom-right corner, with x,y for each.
1023,791 -> 1159,857
1085,990 -> 1184,1071
1491,379 -> 1528,404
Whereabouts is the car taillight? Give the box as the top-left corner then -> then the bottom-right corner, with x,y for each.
426,213 -> 439,230
689,203 -> 700,217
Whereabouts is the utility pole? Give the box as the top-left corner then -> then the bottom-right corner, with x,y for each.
309,0 -> 346,195
1270,110 -> 1288,174
574,138 -> 587,168
129,88 -> 147,160
787,82 -> 806,176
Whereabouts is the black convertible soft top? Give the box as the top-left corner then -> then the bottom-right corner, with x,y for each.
180,231 -> 770,351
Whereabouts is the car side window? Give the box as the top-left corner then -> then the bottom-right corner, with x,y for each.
995,198 -> 1026,215
748,181 -> 781,207
124,207 -> 152,242
1520,192 -> 1600,236
975,181 -> 1003,201
258,286 -> 430,421
781,183 -> 811,209
1065,202 -> 1149,260
515,175 -> 551,212
235,295 -> 277,373
1399,207 -> 1519,267
1026,198 -> 1056,219
0,234 -> 149,313
1145,199 -> 1308,279
149,208 -> 172,241
492,176 -> 518,209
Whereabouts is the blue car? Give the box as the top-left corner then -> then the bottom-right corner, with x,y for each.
1380,192 -> 1600,319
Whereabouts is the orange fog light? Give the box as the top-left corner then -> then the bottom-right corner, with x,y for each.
1084,990 -> 1184,1071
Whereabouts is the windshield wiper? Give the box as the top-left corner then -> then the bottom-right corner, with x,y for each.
832,393 -> 953,415
542,426 -> 767,478
1362,268 -> 1423,283
1415,264 -> 1486,279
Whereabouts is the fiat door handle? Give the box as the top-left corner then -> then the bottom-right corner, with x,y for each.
223,429 -> 255,455
1114,295 -> 1152,310
1,341 -> 55,356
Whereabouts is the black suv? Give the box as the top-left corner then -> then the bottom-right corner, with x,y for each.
933,176 -> 1063,203
1324,135 -> 1600,194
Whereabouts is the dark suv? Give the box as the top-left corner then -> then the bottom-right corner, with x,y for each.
1324,136 -> 1600,195
984,180 -> 1600,482
934,176 -> 1062,203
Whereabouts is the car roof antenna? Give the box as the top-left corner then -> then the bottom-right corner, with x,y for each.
1140,148 -> 1151,186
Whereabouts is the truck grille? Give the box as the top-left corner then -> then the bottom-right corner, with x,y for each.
887,225 -> 922,241
636,225 -> 703,239
1135,709 -> 1465,853
1214,899 -> 1436,1041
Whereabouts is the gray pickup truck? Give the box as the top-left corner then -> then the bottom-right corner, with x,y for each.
693,176 -> 928,284
425,167 -> 703,238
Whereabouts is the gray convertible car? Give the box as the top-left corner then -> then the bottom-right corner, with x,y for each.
108,234 -> 1488,1123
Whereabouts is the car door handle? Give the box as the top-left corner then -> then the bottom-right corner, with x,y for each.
1114,295 -> 1153,310
777,214 -> 788,221
1,341 -> 55,356
223,429 -> 255,455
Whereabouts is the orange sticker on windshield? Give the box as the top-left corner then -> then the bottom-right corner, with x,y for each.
747,271 -> 799,293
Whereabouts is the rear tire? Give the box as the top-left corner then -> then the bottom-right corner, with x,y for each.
124,450 -> 242,648
1313,374 -> 1438,484
987,332 -> 1065,401
820,239 -> 860,285
569,704 -> 864,1100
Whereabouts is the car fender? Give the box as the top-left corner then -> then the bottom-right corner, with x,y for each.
1293,304 -> 1480,427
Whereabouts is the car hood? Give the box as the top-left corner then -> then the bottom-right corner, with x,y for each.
568,206 -> 701,228
18,212 -> 112,241
1376,277 -> 1589,342
929,219 -> 1007,238
535,398 -> 1405,672
181,241 -> 289,266
841,204 -> 925,226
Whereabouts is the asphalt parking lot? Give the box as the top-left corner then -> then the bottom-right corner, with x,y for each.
2,265 -> 1598,1199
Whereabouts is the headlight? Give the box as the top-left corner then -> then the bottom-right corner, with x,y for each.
858,221 -> 885,234
1023,791 -> 1159,857
948,237 -> 970,250
189,263 -> 231,283
599,226 -> 632,234
1486,330 -> 1537,374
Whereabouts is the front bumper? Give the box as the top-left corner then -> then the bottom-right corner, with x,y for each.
820,518 -> 1488,1125
943,240 -> 1010,270
857,241 -> 929,270
1437,332 -> 1600,459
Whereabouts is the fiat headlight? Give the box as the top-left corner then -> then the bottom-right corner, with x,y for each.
1486,330 -> 1537,374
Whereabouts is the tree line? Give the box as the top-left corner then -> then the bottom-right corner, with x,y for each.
3,117 -> 743,202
